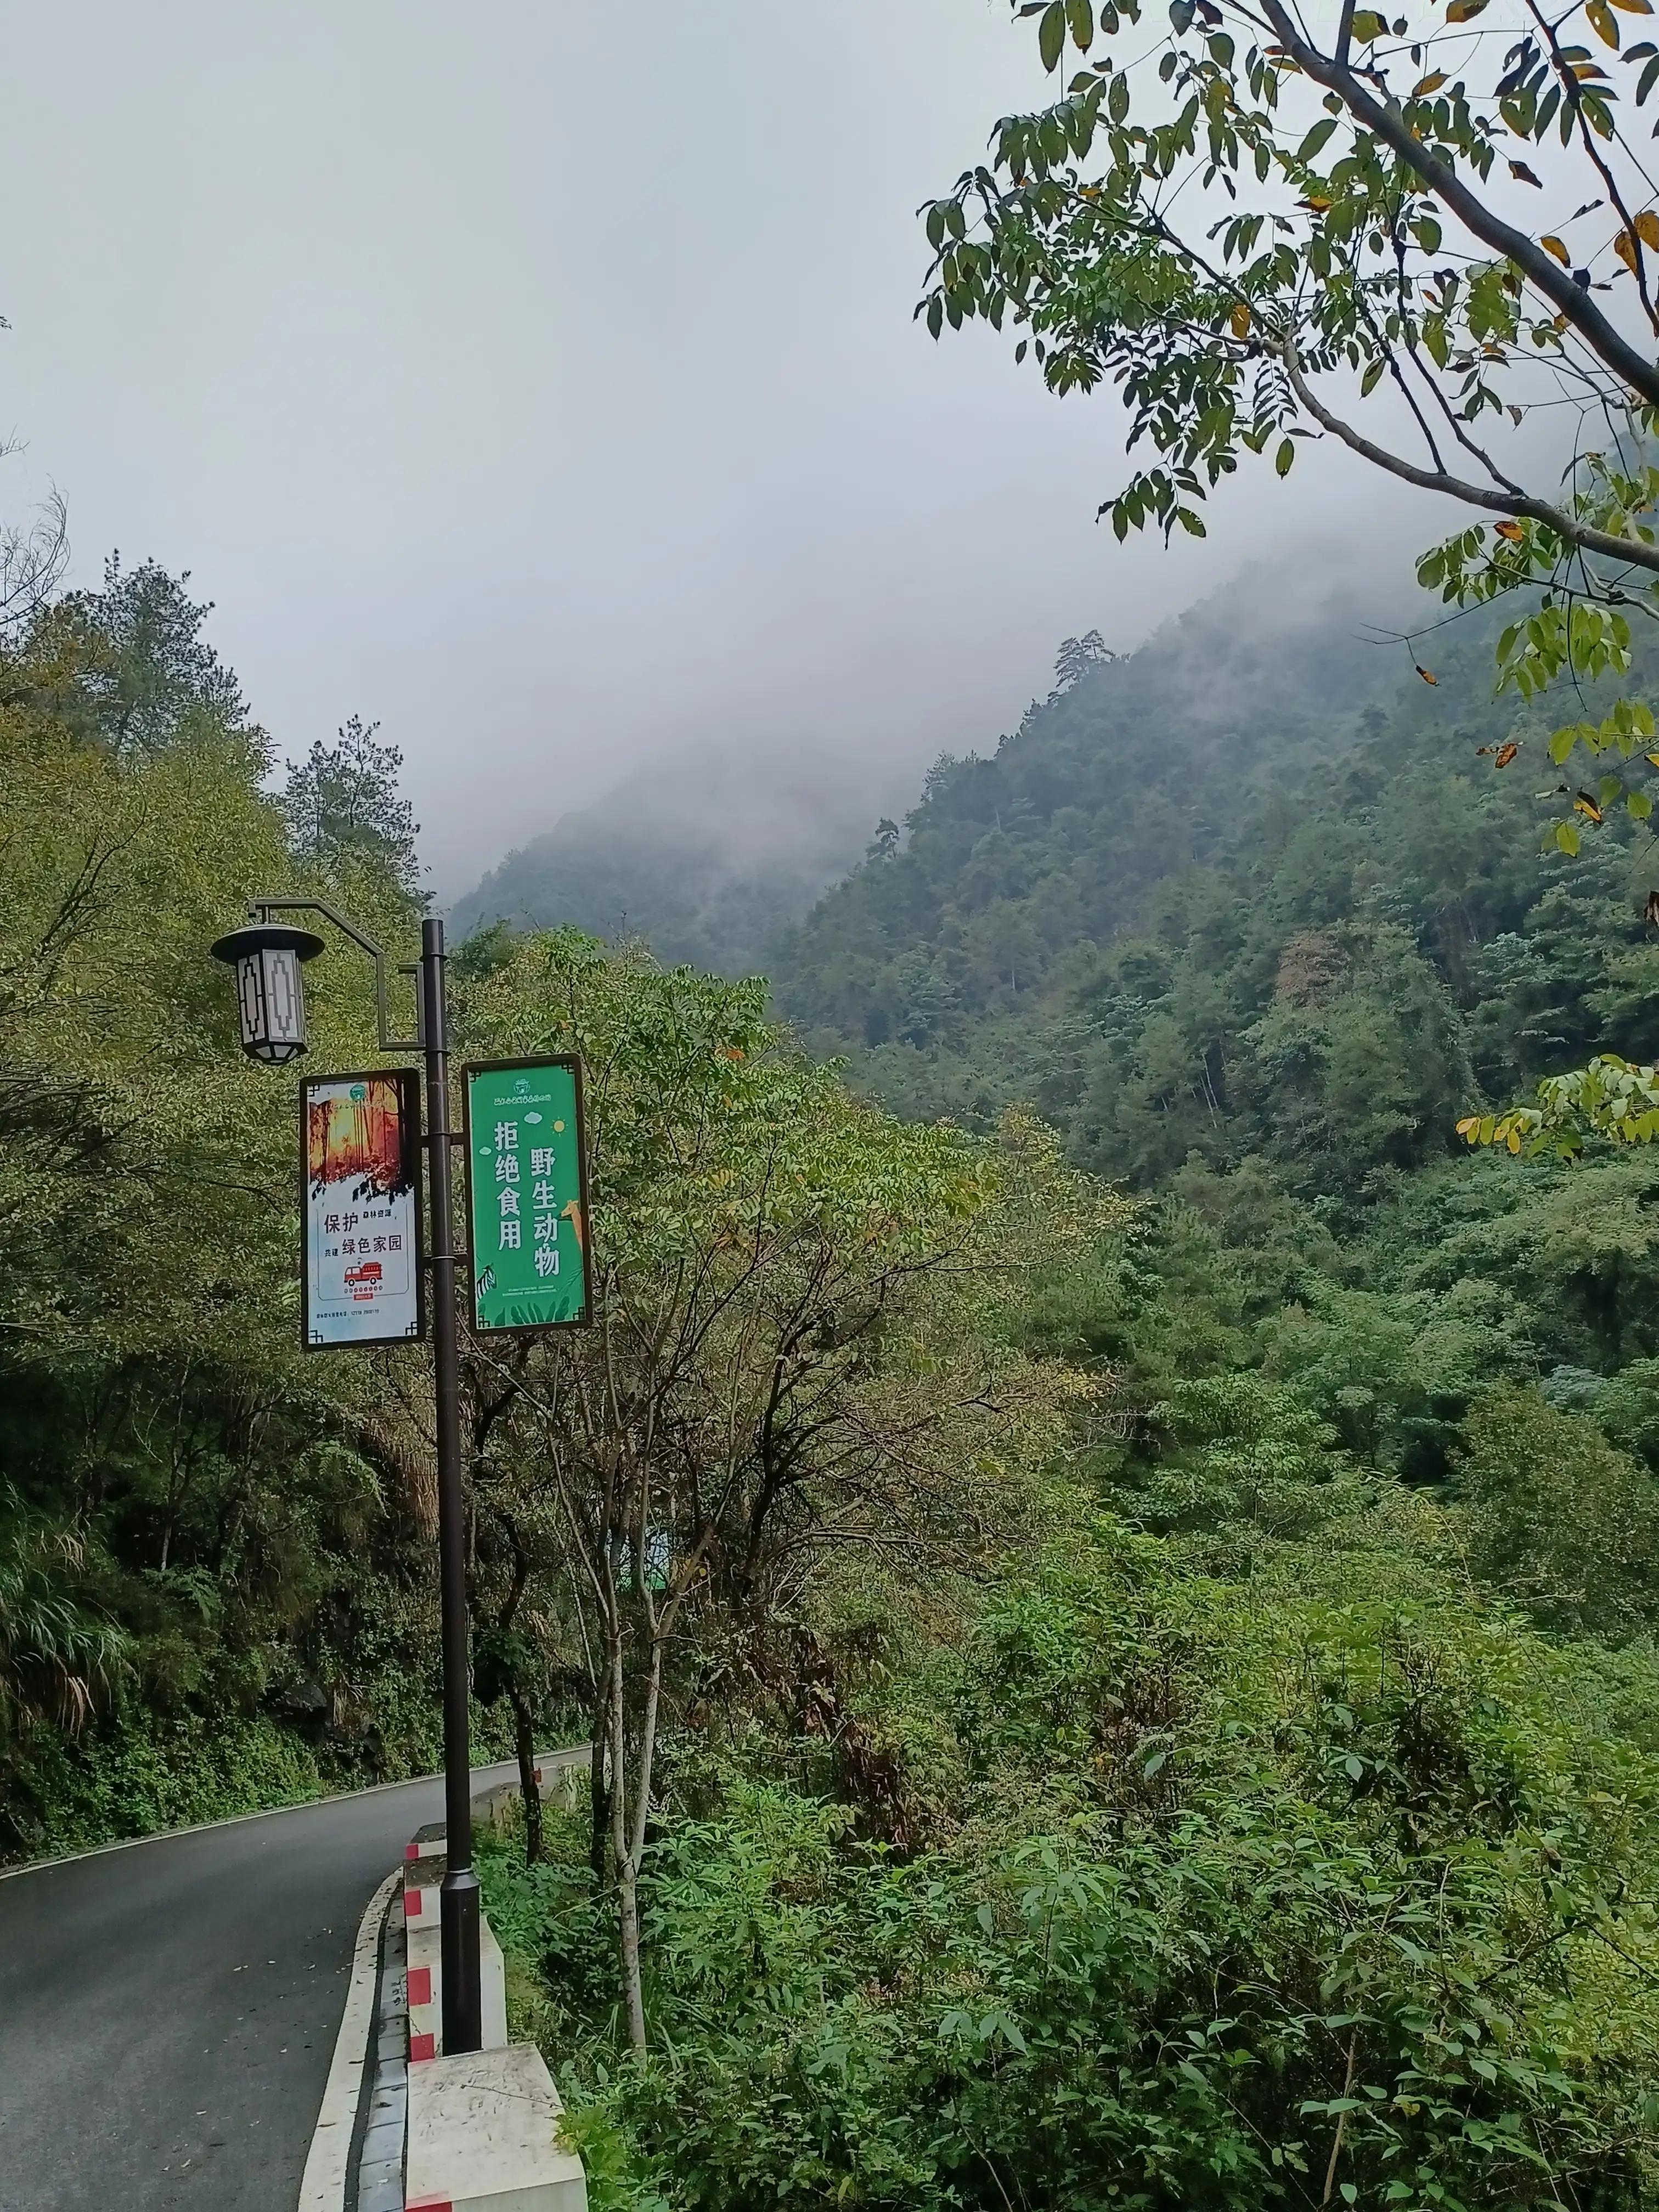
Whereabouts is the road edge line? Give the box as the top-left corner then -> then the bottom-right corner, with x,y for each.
0,1748 -> 586,1885
297,1865 -> 400,2212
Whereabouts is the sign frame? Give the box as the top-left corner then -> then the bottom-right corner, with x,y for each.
298,1066 -> 426,1353
460,1055 -> 593,1335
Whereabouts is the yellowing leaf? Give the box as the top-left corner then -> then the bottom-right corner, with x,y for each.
1496,741 -> 1520,767
1576,793 -> 1605,822
1588,0 -> 1620,44
1494,519 -> 1525,541
1302,195 -> 1333,213
1637,209 -> 1659,247
1229,300 -> 1251,337
1446,0 -> 1487,18
1413,70 -> 1448,93
1541,235 -> 1571,265
1616,229 -> 1641,273
1416,663 -> 1438,684
1455,1115 -> 1481,1138
1610,0 -> 1655,12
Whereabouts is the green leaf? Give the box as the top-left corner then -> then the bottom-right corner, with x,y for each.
1628,788 -> 1652,819
1039,0 -> 1067,71
1556,821 -> 1581,855
1549,726 -> 1578,765
1298,117 -> 1339,160
1276,438 -> 1295,477
1066,0 -> 1094,49
1360,357 -> 1386,396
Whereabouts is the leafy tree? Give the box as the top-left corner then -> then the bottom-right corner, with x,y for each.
456,933 -> 1080,2048
42,555 -> 246,759
1454,1381 -> 1659,1635
1052,627 -> 1115,691
282,713 -> 422,893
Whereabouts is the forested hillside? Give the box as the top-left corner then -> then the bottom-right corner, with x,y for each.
774,579 -> 1659,1193
451,744 -> 896,975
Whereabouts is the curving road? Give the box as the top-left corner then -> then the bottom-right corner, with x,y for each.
0,1756 -> 565,2212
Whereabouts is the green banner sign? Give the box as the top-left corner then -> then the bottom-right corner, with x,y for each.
462,1058 -> 591,1332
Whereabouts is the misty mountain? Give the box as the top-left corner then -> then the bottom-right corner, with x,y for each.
449,746 -> 909,975
773,576 -> 1427,1047
770,572 -> 1659,1197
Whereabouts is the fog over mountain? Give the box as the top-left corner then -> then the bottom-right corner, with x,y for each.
450,562 -> 1429,974
448,736 -> 925,974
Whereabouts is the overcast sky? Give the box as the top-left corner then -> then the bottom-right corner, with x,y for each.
1,0 -> 1450,896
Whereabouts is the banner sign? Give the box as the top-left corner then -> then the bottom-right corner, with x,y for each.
301,1070 -> 425,1350
462,1058 -> 591,1333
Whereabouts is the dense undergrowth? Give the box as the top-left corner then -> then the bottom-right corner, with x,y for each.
479,1511 -> 1659,2210
470,1113 -> 1659,2208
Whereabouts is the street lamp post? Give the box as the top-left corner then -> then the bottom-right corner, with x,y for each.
211,900 -> 482,2056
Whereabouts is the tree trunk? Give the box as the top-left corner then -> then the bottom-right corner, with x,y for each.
605,1632 -> 648,2051
616,1848 -> 646,2053
588,1679 -> 610,1883
511,1686 -> 544,1865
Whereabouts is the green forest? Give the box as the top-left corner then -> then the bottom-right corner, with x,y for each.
9,544 -> 1659,2209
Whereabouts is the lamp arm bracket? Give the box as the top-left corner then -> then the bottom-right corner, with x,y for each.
246,895 -> 420,1053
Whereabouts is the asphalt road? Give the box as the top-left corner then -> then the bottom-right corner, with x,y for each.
0,1755 -> 566,2212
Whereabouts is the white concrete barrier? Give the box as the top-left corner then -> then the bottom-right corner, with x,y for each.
393,1747 -> 590,2208
405,2043 -> 586,2212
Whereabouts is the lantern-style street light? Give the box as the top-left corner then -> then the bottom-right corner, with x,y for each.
208,919 -> 326,1064
211,900 -> 483,2056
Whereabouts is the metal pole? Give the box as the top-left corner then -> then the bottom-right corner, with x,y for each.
420,915 -> 482,2055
